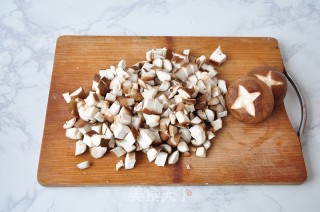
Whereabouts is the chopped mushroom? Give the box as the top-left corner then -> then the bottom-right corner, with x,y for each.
90,146 -> 107,159
110,146 -> 126,157
147,147 -> 159,162
189,125 -> 206,146
196,147 -> 206,158
63,47 -> 229,170
125,152 -> 136,170
66,128 -> 83,140
168,150 -> 179,164
155,152 -> 168,167
116,160 -> 124,171
75,140 -> 87,156
76,161 -> 90,170
62,92 -> 71,103
63,118 -> 76,129
209,46 -> 227,66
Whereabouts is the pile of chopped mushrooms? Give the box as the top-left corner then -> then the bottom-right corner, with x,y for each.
62,46 -> 228,171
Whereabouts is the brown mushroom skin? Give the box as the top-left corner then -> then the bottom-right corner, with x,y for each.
225,76 -> 274,123
248,67 -> 287,105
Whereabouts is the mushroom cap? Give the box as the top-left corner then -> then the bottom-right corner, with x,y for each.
248,67 -> 287,105
225,76 -> 274,123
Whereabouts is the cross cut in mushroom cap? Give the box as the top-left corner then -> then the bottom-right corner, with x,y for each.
254,71 -> 283,87
249,67 -> 288,105
231,85 -> 261,117
226,76 -> 274,123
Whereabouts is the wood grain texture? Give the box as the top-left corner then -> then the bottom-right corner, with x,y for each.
38,36 -> 307,186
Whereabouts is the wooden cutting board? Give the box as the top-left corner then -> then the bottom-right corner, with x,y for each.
38,36 -> 307,186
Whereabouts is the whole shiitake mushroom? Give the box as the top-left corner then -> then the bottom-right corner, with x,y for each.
225,76 -> 274,123
248,67 -> 287,105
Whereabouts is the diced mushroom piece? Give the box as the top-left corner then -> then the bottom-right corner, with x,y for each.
212,86 -> 222,98
168,85 -> 180,99
177,141 -> 189,153
63,118 -> 76,129
209,46 -> 227,66
116,160 -> 124,171
168,125 -> 178,136
196,147 -> 206,158
118,59 -> 126,70
66,128 -> 83,140
217,95 -> 226,109
131,114 -> 143,130
163,59 -> 172,72
117,107 -> 132,125
140,69 -> 156,81
195,55 -> 206,67
91,134 -> 104,147
205,109 -> 215,122
122,128 -> 138,149
191,116 -> 203,125
110,146 -> 126,157
105,93 -> 116,102
83,132 -> 95,148
152,57 -> 163,67
175,111 -> 190,125
167,133 -> 181,147
68,100 -> 79,117
118,97 -> 134,107
76,161 -> 90,170
207,131 -> 215,140
142,88 -> 158,99
96,100 -> 110,109
91,123 -> 102,134
197,110 -> 207,120
179,128 -> 192,143
156,70 -> 171,82
147,147 -> 159,162
146,48 -> 167,61
189,125 -> 206,146
125,152 -> 136,170
159,81 -> 170,91
143,98 -> 163,115
75,140 -> 87,156
211,118 -> 222,132
84,106 -> 99,121
218,79 -> 227,94
90,146 -> 107,159
183,49 -> 190,55
108,101 -> 121,115
169,113 -> 176,125
160,144 -> 172,154
116,67 -> 130,82
208,97 -> 220,106
203,140 -> 211,150
108,137 -> 115,148
143,114 -> 160,128
111,123 -> 130,139
155,152 -> 168,167
94,112 -> 105,122
217,111 -> 228,118
62,92 -> 71,103
174,68 -> 189,82
167,150 -> 179,165
137,129 -> 155,149
70,87 -> 86,99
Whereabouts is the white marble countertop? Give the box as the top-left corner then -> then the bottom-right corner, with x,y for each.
1,0 -> 320,211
